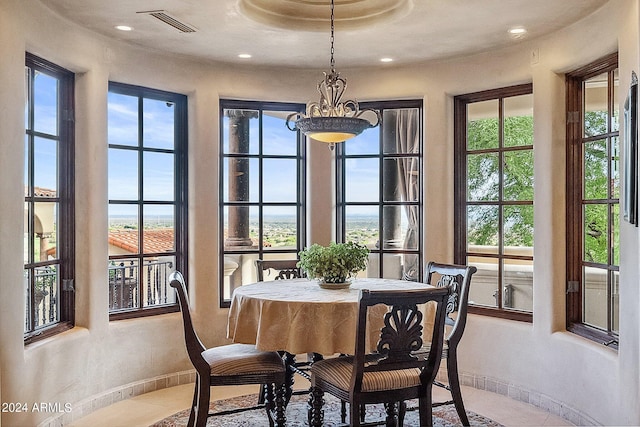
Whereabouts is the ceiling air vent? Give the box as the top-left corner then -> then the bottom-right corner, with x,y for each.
138,10 -> 197,33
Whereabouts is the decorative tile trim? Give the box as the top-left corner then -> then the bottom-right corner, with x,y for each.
436,369 -> 600,426
37,370 -> 196,427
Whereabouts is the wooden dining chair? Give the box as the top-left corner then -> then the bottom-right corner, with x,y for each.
169,271 -> 287,427
309,286 -> 452,427
254,259 -> 315,403
255,259 -> 304,281
407,262 -> 478,426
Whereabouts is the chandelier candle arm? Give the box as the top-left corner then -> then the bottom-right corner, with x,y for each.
286,0 -> 381,149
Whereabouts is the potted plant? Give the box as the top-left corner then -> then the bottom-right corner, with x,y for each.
297,241 -> 369,288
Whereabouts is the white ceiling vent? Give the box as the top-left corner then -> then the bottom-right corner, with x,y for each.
138,10 -> 197,33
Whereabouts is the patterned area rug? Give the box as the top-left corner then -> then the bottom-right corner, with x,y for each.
151,393 -> 502,427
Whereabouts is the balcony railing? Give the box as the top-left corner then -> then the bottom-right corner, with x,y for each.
108,259 -> 174,312
25,265 -> 59,331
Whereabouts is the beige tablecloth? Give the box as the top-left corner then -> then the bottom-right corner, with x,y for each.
227,278 -> 432,355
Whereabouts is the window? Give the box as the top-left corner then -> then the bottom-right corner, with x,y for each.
24,53 -> 75,343
337,100 -> 423,281
566,53 -> 619,347
107,83 -> 188,319
454,84 -> 534,321
219,100 -> 306,306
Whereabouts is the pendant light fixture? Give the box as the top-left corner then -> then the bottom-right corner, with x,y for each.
286,0 -> 381,149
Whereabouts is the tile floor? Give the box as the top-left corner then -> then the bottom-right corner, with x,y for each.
68,380 -> 573,427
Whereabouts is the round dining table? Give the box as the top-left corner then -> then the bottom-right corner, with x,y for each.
226,277 -> 432,356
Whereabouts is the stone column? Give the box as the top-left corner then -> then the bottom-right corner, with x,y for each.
225,109 -> 258,248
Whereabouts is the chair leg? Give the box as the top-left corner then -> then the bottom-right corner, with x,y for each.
398,401 -> 406,427
447,350 -> 470,426
384,402 -> 398,427
187,377 -> 198,427
350,400 -> 362,427
274,383 -> 287,427
418,388 -> 434,427
340,400 -> 347,423
309,386 -> 325,427
194,374 -> 211,427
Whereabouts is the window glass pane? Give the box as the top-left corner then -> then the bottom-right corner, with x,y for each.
109,258 -> 139,311
345,126 -> 378,155
33,72 -> 58,136
263,159 -> 297,202
468,258 -> 499,308
223,109 -> 259,154
143,151 -> 175,201
583,266 -> 607,329
24,202 -> 32,264
584,72 -> 609,137
381,108 -> 420,155
612,68 -> 620,133
108,148 -> 139,200
611,136 -> 620,199
24,136 -> 30,196
467,153 -> 499,201
382,205 -> 415,250
503,205 -> 534,256
143,204 -> 174,254
583,204 -> 608,264
503,150 -> 534,201
467,205 -> 499,253
345,205 -> 378,248
612,203 -> 620,266
504,94 -> 533,147
381,253 -> 404,279
401,254 -> 419,281
583,139 -> 608,200
33,137 -> 57,193
263,112 -> 298,155
612,270 -> 620,333
108,92 -> 139,147
143,98 -> 175,149
142,255 -> 176,307
33,265 -> 59,329
109,204 -> 139,254
223,157 -> 259,203
503,262 -> 533,312
224,205 -> 259,251
34,201 -> 58,261
345,158 -> 379,202
263,206 -> 298,249
467,100 -> 498,150
383,157 -> 419,202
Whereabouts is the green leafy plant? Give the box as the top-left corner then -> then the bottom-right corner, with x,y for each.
297,242 -> 369,284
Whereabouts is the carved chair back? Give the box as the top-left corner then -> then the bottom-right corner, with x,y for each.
423,262 -> 477,345
255,259 -> 304,281
350,287 -> 451,394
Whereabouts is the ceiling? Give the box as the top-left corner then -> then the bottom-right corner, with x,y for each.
41,0 -> 609,69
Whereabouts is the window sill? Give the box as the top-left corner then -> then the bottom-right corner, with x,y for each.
567,323 -> 618,351
109,305 -> 179,321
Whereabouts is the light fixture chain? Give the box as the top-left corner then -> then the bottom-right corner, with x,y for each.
330,0 -> 335,73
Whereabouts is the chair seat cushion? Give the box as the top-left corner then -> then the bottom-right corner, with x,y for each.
203,343 -> 285,376
311,356 -> 421,393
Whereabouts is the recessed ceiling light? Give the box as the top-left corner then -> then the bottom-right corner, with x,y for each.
115,25 -> 133,31
380,57 -> 394,63
508,27 -> 527,38
238,53 -> 252,59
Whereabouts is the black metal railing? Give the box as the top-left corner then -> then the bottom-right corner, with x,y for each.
108,259 -> 174,311
27,266 -> 59,330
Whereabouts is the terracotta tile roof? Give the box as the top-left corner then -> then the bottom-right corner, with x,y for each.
33,187 -> 57,197
108,229 -> 174,254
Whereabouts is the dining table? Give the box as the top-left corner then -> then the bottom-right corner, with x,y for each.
226,277 -> 433,402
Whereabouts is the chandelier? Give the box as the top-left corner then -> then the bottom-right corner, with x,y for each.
286,0 -> 380,149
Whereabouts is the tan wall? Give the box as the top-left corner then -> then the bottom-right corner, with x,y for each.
0,0 -> 639,425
